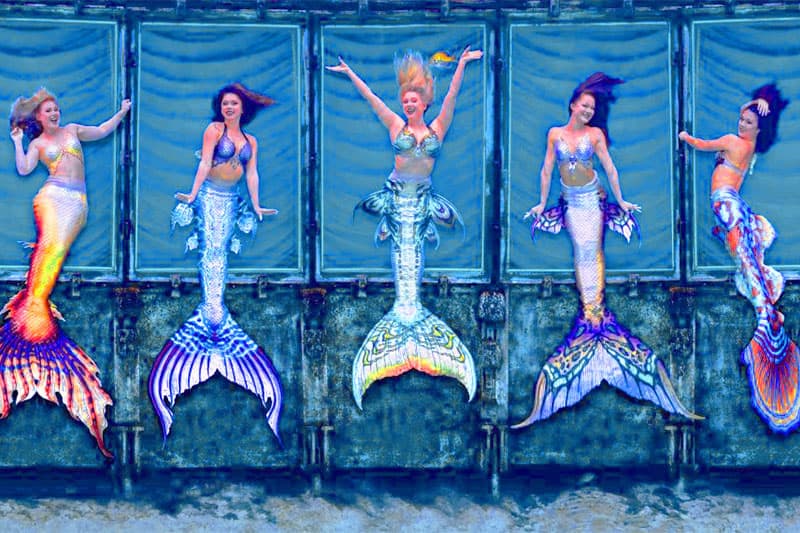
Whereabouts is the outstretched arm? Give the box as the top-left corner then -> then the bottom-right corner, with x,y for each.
524,128 -> 557,219
175,123 -> 220,204
10,127 -> 39,175
75,99 -> 131,142
679,131 -> 736,152
326,57 -> 404,133
244,136 -> 278,220
595,130 -> 640,212
430,47 -> 483,141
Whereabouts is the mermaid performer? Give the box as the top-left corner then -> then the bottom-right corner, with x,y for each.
148,83 -> 283,442
514,73 -> 701,428
3,88 -> 130,457
327,48 -> 482,408
680,84 -> 797,432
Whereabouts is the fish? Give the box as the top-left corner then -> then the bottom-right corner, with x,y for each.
429,51 -> 458,69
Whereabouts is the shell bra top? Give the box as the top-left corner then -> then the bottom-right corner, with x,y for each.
41,133 -> 84,175
555,133 -> 594,174
212,124 -> 252,167
392,125 -> 441,159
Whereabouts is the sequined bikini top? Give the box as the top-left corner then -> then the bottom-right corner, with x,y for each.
41,134 -> 83,175
555,133 -> 594,173
393,125 -> 441,159
212,124 -> 252,167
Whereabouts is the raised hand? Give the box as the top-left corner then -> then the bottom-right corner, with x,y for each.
10,126 -> 23,143
460,46 -> 483,64
325,56 -> 351,74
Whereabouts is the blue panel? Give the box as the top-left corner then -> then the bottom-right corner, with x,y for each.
0,19 -> 119,277
320,24 -> 488,279
690,19 -> 800,278
505,22 -> 677,279
134,23 -> 303,278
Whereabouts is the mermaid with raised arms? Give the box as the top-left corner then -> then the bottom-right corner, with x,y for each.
327,48 -> 482,408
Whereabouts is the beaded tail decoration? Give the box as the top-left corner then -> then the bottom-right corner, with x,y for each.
351,175 -> 476,409
513,181 -> 701,428
711,187 -> 800,433
0,182 -> 113,457
149,183 -> 283,443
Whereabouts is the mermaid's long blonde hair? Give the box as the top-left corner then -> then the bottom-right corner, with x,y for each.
395,51 -> 434,105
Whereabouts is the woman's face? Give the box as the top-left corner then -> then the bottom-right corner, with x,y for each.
570,92 -> 595,125
401,90 -> 426,120
738,108 -> 759,140
36,99 -> 60,129
220,92 -> 243,121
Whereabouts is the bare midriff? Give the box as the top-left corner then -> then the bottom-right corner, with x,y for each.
711,165 -> 746,194
207,165 -> 243,189
395,154 -> 434,178
558,162 -> 595,186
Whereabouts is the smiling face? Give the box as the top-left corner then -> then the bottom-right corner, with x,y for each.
35,98 -> 60,130
738,108 -> 760,140
220,92 -> 243,122
401,90 -> 426,121
569,92 -> 595,125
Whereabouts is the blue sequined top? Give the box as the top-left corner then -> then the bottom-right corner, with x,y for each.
212,124 -> 252,167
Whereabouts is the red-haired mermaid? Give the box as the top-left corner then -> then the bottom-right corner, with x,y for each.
680,84 -> 798,433
514,73 -> 701,429
3,88 -> 130,457
148,83 -> 283,443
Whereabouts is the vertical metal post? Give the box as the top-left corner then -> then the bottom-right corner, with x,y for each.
300,287 -> 332,494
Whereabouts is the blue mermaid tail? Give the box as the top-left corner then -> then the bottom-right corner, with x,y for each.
148,183 -> 283,442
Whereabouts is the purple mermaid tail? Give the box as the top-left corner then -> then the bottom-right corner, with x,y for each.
514,178 -> 701,428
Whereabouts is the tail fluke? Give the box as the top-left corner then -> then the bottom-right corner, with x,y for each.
0,294 -> 113,458
352,307 -> 476,409
513,307 -> 702,429
741,313 -> 800,433
148,308 -> 283,443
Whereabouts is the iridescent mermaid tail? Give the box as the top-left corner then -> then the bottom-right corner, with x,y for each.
0,180 -> 113,457
513,179 -> 700,428
149,183 -> 283,442
352,172 -> 476,408
712,187 -> 800,432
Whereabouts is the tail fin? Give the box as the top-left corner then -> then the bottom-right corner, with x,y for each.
512,308 -> 702,429
0,296 -> 113,458
741,313 -> 800,433
148,308 -> 283,444
352,307 -> 476,409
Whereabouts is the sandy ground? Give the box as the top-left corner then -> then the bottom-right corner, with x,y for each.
2,472 -> 799,532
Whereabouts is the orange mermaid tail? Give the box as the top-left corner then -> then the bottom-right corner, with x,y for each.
0,182 -> 113,457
